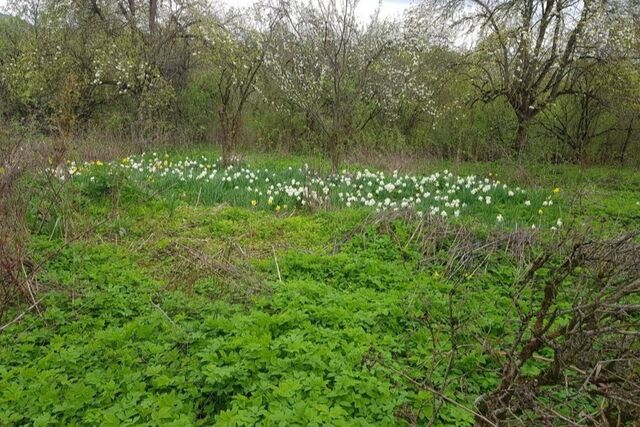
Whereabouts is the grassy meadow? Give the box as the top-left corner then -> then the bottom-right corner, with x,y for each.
1,148 -> 639,426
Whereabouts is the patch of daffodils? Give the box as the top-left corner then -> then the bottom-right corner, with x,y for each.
52,154 -> 565,228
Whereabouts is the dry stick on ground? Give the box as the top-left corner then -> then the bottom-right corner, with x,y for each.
196,187 -> 202,207
163,241 -> 267,303
150,298 -> 178,327
0,298 -> 45,332
272,245 -> 283,283
374,356 -> 499,427
173,242 -> 260,284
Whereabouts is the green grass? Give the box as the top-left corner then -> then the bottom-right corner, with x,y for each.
1,150 -> 639,425
59,152 -> 570,230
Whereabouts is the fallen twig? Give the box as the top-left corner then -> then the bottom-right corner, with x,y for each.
0,298 -> 44,332
272,245 -> 282,283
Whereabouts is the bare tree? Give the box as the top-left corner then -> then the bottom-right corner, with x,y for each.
422,0 -> 609,156
538,64 -> 614,163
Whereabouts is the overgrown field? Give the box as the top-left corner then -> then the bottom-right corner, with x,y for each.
1,151 -> 639,426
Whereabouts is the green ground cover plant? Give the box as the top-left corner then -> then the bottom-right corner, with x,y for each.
1,151 -> 638,426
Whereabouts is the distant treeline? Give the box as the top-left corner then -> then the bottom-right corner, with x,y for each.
0,0 -> 639,167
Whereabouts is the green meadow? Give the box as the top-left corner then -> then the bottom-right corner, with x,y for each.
1,151 -> 639,426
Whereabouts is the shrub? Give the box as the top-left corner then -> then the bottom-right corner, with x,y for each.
0,133 -> 38,321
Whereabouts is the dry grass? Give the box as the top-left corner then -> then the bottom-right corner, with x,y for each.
0,135 -> 42,321
152,239 -> 269,304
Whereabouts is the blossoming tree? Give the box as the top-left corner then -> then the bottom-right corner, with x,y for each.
264,0 -> 432,171
192,4 -> 283,165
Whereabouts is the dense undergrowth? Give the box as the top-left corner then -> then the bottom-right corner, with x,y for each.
1,151 -> 639,426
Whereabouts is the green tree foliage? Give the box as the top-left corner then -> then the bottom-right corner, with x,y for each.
1,0 -> 200,136
0,0 -> 638,164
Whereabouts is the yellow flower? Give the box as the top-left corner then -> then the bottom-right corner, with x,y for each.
553,187 -> 560,193
275,205 -> 281,212
283,204 -> 288,209
96,160 -> 103,166
538,209 -> 544,215
251,200 -> 257,207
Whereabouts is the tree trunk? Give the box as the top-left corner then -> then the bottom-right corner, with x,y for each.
514,119 -> 530,157
149,0 -> 158,36
218,108 -> 236,167
329,132 -> 340,174
619,118 -> 635,166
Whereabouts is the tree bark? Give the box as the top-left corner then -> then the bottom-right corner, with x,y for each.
514,119 -> 530,157
329,132 -> 340,174
149,0 -> 158,36
619,118 -> 635,166
218,107 -> 239,167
